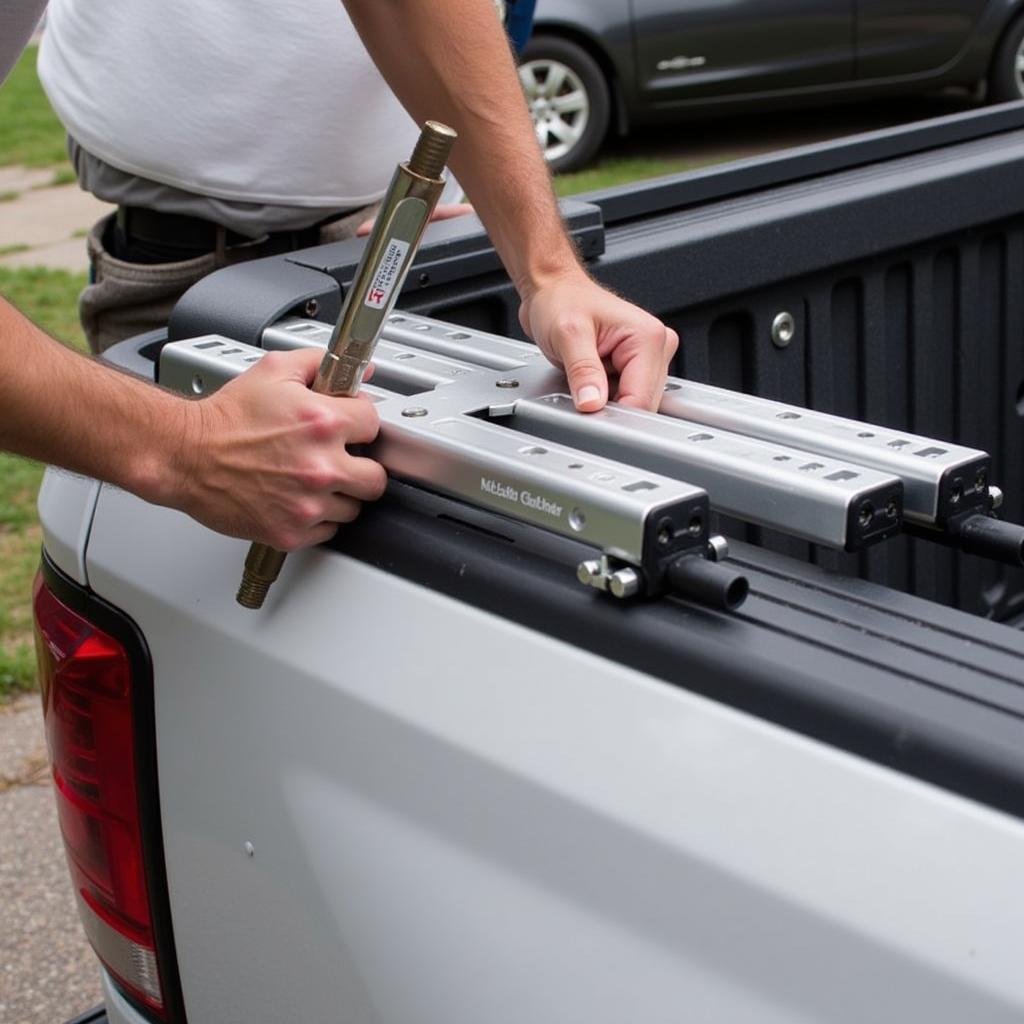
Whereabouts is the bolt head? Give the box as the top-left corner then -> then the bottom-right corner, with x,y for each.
771,311 -> 795,348
609,568 -> 641,600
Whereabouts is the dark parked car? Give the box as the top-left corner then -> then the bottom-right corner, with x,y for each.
520,0 -> 1024,170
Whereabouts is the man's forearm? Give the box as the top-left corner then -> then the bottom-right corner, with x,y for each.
0,297 -> 388,549
342,0 -> 582,298
0,298 -> 189,502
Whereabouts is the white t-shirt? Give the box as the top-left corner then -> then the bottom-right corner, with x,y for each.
38,0 -> 422,208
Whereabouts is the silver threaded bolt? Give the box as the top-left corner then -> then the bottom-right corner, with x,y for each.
408,121 -> 458,180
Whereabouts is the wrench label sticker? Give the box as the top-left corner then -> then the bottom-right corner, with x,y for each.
365,239 -> 410,309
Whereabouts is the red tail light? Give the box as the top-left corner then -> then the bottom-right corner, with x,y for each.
33,572 -> 166,1018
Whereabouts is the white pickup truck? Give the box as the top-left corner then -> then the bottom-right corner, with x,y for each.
39,106 -> 1024,1024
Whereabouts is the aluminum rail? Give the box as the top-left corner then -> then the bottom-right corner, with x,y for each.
659,379 -> 989,526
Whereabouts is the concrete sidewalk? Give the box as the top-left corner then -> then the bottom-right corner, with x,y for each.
0,166 -> 111,272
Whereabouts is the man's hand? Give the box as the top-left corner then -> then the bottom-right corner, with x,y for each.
1,297 -> 386,551
356,202 -> 474,238
519,268 -> 679,412
167,348 -> 387,551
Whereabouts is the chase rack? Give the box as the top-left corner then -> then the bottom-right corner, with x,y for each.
159,311 -> 1024,611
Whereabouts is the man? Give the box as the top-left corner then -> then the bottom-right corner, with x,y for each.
1,0 -> 678,550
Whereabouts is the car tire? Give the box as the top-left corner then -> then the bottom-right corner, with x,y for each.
989,15 -> 1024,102
519,36 -> 611,173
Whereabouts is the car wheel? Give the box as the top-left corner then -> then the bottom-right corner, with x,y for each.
519,36 -> 611,173
989,15 -> 1024,102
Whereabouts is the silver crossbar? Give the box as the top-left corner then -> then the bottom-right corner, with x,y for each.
511,394 -> 902,550
660,380 -> 989,525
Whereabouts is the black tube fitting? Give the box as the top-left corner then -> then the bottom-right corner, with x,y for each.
667,555 -> 749,611
955,515 -> 1024,568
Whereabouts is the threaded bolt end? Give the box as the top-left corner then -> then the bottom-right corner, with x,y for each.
237,571 -> 272,609
408,121 -> 457,180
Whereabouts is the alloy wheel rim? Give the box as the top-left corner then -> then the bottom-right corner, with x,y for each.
519,58 -> 590,162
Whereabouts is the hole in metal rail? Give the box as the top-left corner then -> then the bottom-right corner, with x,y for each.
915,447 -> 947,458
519,445 -> 548,456
858,431 -> 875,438
389,315 -> 407,323
664,382 -> 681,392
622,480 -> 658,492
193,340 -> 223,350
287,323 -> 319,333
569,508 -> 586,532
826,470 -> 858,482
568,462 -> 584,469
191,374 -> 204,394
858,503 -> 875,527
414,324 -> 432,332
446,331 -> 471,340
688,433 -> 713,442
393,352 -> 416,360
244,356 -> 261,363
888,439 -> 912,449
773,455 -> 791,462
799,462 -> 825,472
776,411 -> 801,420
219,348 -> 242,356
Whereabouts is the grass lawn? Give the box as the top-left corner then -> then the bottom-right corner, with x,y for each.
555,153 -> 719,195
0,47 -> 69,169
0,268 -> 87,699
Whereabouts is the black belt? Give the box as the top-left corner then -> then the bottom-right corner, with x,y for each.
115,206 -> 332,255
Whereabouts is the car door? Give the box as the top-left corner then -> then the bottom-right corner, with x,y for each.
630,0 -> 855,107
856,0 -> 990,79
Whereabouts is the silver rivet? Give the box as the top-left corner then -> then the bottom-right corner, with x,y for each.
402,407 -> 429,417
244,842 -> 255,858
495,379 -> 520,389
771,311 -> 795,348
191,374 -> 204,395
304,298 -> 319,318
